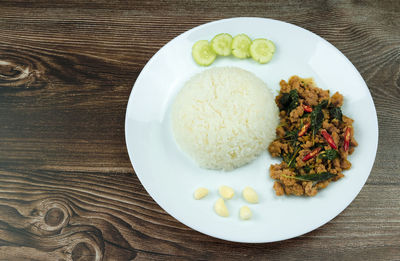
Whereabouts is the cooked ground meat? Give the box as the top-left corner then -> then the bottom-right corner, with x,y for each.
268,76 -> 357,196
331,92 -> 344,107
273,182 -> 285,196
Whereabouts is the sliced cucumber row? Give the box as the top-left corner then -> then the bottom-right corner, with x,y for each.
192,33 -> 275,66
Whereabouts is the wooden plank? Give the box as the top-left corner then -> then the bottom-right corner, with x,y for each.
0,0 -> 399,260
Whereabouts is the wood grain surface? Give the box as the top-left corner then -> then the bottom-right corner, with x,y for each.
0,0 -> 399,260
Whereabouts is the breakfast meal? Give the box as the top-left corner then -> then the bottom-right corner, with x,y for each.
192,33 -> 275,66
171,66 -> 279,170
268,76 -> 358,196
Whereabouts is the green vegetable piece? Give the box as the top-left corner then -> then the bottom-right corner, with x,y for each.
231,34 -> 252,59
318,149 -> 339,160
283,146 -> 300,168
282,172 -> 336,182
284,129 -> 298,145
303,165 -> 312,173
279,89 -> 299,112
250,38 -> 275,64
279,93 -> 290,108
192,40 -> 217,66
310,103 -> 324,135
211,33 -> 233,56
320,99 -> 329,109
329,107 -> 343,121
288,89 -> 299,112
310,102 -> 325,144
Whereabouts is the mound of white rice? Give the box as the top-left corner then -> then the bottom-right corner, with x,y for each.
171,67 -> 279,171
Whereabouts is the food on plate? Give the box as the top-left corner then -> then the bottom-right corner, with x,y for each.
250,39 -> 276,64
231,34 -> 252,59
242,186 -> 259,203
211,33 -> 233,56
171,67 -> 279,170
239,206 -> 252,220
193,187 -> 209,200
268,76 -> 358,196
214,198 -> 229,217
218,185 -> 235,199
192,33 -> 275,66
192,40 -> 217,66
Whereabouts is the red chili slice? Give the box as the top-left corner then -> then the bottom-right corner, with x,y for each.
321,129 -> 337,149
344,127 -> 351,151
298,122 -> 310,137
303,105 -> 313,113
302,147 -> 322,162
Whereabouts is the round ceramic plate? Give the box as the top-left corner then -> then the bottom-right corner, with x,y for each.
125,17 -> 378,243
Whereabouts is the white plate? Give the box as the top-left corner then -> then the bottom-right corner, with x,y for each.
125,17 -> 378,243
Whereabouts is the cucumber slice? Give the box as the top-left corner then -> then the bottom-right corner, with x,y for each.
250,38 -> 276,64
192,40 -> 217,66
211,33 -> 233,56
231,34 -> 252,59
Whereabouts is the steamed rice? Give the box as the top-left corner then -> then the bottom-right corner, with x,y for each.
171,67 -> 279,170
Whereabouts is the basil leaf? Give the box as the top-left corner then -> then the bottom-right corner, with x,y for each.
303,165 -> 311,173
282,172 -> 336,182
329,107 -> 343,121
282,146 -> 300,168
279,90 -> 299,113
318,149 -> 339,160
310,105 -> 324,134
320,99 -> 329,109
284,129 -> 298,146
287,89 -> 299,112
279,93 -> 290,108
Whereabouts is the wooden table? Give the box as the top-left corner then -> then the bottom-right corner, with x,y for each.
0,1 -> 399,260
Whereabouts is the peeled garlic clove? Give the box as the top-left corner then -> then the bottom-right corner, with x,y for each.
193,187 -> 209,200
214,198 -> 229,217
242,186 -> 259,203
239,206 -> 252,220
218,185 -> 234,199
